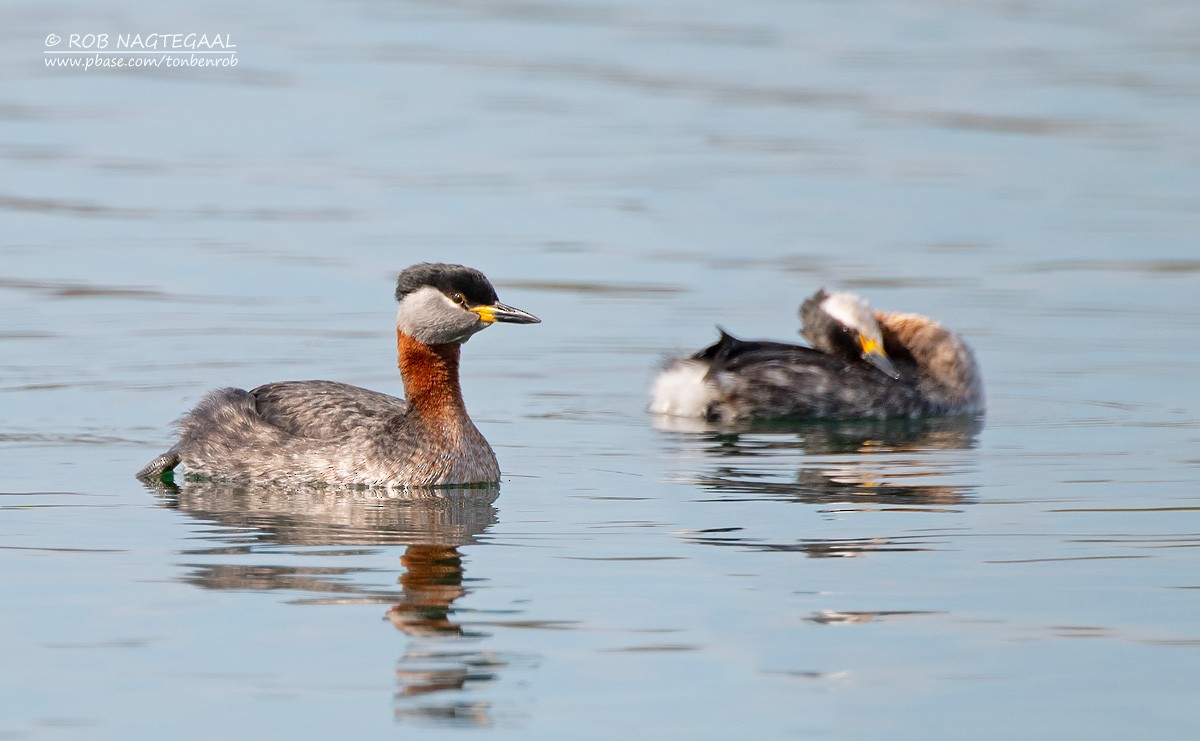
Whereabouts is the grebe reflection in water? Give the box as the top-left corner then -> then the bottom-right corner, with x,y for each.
138,263 -> 539,487
651,289 -> 983,424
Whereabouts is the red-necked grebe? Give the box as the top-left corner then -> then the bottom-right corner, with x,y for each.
650,289 -> 983,423
137,263 -> 539,487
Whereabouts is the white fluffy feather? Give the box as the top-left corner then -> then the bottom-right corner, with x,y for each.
649,360 -> 718,417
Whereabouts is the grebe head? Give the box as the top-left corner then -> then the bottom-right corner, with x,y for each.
395,263 -> 540,345
800,289 -> 901,380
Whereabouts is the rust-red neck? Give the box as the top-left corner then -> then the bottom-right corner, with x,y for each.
397,330 -> 465,415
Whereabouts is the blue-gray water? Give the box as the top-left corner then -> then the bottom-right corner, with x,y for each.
4,1 -> 1200,738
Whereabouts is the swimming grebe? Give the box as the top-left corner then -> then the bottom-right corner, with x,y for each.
137,263 -> 539,487
650,289 -> 983,423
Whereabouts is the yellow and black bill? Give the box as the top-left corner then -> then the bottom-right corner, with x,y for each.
471,302 -> 541,324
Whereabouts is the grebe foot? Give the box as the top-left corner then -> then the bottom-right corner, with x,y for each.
136,450 -> 180,482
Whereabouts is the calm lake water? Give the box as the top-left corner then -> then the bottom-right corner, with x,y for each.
4,0 -> 1200,738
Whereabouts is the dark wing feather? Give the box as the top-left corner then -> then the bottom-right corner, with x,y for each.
695,330 -> 841,375
696,330 -> 923,420
250,380 -> 410,439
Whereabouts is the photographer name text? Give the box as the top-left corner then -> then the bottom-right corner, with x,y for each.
46,33 -> 236,52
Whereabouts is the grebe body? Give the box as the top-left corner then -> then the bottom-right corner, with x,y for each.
138,263 -> 539,487
650,290 -> 983,424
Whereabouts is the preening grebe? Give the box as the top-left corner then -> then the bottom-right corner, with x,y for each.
137,263 -> 539,487
650,289 -> 983,423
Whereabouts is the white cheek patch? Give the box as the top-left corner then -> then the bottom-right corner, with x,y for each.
820,292 -> 868,330
821,292 -> 883,344
397,287 -> 483,344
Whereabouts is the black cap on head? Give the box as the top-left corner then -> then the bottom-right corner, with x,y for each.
395,262 -> 499,305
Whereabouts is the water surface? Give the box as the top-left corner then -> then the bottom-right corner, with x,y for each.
3,0 -> 1200,738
